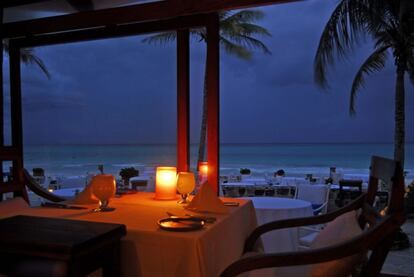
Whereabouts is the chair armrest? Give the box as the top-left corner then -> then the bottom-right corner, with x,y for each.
244,194 -> 366,252
23,169 -> 66,203
313,201 -> 328,214
223,213 -> 401,277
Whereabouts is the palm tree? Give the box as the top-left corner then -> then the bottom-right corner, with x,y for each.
314,0 -> 414,168
3,41 -> 50,79
142,10 -> 271,167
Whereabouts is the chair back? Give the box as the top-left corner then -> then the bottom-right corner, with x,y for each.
296,184 -> 329,204
358,156 -> 405,275
1,146 -> 65,204
296,184 -> 330,214
0,147 -> 28,202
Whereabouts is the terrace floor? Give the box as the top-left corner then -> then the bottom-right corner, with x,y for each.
383,217 -> 414,276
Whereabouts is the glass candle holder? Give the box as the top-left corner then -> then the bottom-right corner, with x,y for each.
155,166 -> 177,200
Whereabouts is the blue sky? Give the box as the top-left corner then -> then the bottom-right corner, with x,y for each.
4,0 -> 414,145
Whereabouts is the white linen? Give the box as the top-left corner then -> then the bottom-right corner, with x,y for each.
3,193 -> 257,277
186,182 -> 229,214
248,197 -> 313,253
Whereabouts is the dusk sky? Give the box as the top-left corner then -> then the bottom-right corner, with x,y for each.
4,0 -> 414,145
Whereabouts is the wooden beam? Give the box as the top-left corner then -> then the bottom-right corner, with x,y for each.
176,29 -> 190,173
12,14 -> 208,48
2,0 -> 301,39
206,13 -> 219,194
0,0 -> 54,8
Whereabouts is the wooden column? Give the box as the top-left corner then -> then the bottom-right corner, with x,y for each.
0,9 -> 4,190
206,14 -> 220,194
177,29 -> 190,172
0,9 -> 3,147
9,43 -> 25,194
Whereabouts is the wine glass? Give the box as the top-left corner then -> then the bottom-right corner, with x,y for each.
176,172 -> 196,204
91,174 -> 116,212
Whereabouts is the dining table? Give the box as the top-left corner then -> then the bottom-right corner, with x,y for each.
0,192 -> 258,277
246,197 -> 313,253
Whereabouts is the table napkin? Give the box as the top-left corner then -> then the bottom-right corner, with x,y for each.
70,183 -> 98,204
186,182 -> 229,214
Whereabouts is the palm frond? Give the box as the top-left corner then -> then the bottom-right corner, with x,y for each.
190,29 -> 206,42
349,46 -> 389,115
20,48 -> 51,79
314,0 -> 379,89
222,23 -> 271,37
219,37 -> 252,60
141,32 -> 177,45
141,9 -> 270,60
222,10 -> 265,24
224,34 -> 271,55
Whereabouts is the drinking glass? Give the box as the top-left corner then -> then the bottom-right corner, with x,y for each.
91,174 -> 116,212
176,172 -> 196,204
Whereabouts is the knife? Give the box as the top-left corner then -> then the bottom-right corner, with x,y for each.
166,212 -> 216,223
41,202 -> 88,210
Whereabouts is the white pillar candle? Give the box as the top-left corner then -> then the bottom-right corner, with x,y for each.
155,166 -> 177,200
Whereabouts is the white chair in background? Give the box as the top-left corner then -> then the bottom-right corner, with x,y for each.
295,184 -> 331,250
295,184 -> 330,215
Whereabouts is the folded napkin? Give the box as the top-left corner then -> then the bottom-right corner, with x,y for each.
70,183 -> 99,205
186,182 -> 229,214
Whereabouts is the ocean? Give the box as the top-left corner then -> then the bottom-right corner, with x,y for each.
22,143 -> 414,180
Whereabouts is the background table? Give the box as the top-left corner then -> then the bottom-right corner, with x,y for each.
1,193 -> 257,277
247,197 -> 313,253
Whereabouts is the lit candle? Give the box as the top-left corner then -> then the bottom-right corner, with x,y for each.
198,161 -> 208,183
198,161 -> 208,176
155,166 -> 177,200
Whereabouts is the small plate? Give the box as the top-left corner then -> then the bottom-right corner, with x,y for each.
158,217 -> 205,231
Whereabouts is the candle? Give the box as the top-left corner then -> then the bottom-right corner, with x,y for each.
198,161 -> 208,183
155,166 -> 177,200
198,161 -> 208,176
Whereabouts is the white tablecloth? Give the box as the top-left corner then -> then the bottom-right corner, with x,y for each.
1,193 -> 257,277
248,197 -> 313,253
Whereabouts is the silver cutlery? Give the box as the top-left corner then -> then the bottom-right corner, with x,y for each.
166,212 -> 216,223
41,202 -> 88,210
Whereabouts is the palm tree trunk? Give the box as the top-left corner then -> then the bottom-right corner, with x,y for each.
197,61 -> 208,167
394,66 -> 405,168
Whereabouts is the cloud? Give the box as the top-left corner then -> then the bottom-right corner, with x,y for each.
5,0 -> 413,145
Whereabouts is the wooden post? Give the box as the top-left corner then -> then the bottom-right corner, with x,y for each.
9,43 -> 25,197
0,8 -> 4,192
206,13 -> 220,194
9,44 -> 23,152
177,29 -> 190,173
0,8 -> 3,147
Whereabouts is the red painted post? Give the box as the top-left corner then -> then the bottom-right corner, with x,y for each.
177,29 -> 190,173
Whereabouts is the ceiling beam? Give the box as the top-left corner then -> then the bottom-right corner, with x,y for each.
1,0 -> 54,8
67,0 -> 94,12
2,0 -> 301,39
11,14 -> 209,48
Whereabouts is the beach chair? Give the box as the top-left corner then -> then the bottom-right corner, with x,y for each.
220,156 -> 406,277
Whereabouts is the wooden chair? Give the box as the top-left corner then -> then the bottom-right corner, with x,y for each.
221,156 -> 406,277
1,166 -> 65,204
